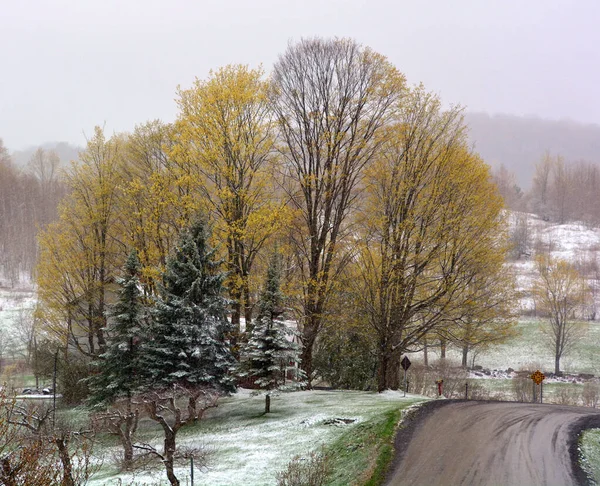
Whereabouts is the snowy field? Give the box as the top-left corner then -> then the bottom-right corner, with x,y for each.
88,389 -> 424,486
416,318 -> 600,376
0,286 -> 36,356
507,212 -> 600,313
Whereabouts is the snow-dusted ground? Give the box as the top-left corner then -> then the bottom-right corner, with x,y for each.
88,389 -> 424,486
0,285 -> 36,355
507,212 -> 600,313
413,317 -> 600,376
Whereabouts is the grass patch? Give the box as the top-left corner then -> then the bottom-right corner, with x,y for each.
325,404 -> 415,486
580,428 -> 600,484
419,318 -> 600,376
86,390 -> 426,485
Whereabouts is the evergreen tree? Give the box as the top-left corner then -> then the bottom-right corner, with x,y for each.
241,254 -> 304,413
142,219 -> 236,394
87,250 -> 146,468
88,249 -> 146,406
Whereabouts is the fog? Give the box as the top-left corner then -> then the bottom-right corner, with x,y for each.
1,0 -> 599,150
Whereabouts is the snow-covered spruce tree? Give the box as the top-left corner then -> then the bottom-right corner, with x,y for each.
241,254 -> 304,413
134,220 -> 235,486
87,249 -> 146,468
142,218 -> 236,404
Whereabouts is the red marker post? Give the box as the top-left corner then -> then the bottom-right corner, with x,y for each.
436,379 -> 444,397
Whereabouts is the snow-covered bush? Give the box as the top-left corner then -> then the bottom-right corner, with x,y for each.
276,450 -> 331,486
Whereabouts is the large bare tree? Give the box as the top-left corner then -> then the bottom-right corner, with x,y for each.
269,38 -> 405,383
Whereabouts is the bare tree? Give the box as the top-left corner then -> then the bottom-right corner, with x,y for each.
92,399 -> 140,470
530,151 -> 554,220
13,308 -> 35,365
4,395 -> 97,486
132,386 -> 218,486
0,138 -> 10,166
492,164 -> 523,210
269,37 -> 405,383
0,332 -> 10,373
509,212 -> 531,260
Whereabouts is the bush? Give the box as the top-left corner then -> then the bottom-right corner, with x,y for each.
551,384 -> 581,406
313,325 -> 377,390
276,450 -> 331,486
512,376 -> 533,402
583,381 -> 600,408
58,354 -> 91,405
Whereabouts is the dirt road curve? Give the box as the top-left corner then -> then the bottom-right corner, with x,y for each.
387,401 -> 600,486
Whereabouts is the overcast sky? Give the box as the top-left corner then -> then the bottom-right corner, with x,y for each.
1,0 -> 599,150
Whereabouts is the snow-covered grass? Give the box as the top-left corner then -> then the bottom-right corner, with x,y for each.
416,318 -> 600,376
88,389 -> 426,486
507,212 -> 600,314
580,428 -> 600,484
0,286 -> 35,353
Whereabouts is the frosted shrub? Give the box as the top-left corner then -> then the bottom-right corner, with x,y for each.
512,376 -> 533,402
276,450 -> 331,486
552,385 -> 581,406
583,382 -> 600,408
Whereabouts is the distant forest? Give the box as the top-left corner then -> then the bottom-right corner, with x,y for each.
466,112 -> 600,189
0,141 -> 74,285
1,114 -> 600,286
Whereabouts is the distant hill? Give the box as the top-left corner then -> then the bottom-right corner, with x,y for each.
11,141 -> 81,168
464,113 -> 600,189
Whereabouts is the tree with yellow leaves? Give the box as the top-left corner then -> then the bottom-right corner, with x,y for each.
354,87 -> 508,391
442,259 -> 519,368
532,254 -> 589,374
37,127 -> 123,356
116,120 -> 182,292
172,65 -> 286,336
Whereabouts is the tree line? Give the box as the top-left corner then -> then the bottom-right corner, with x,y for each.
0,141 -> 67,285
494,152 -> 600,226
31,37 -> 512,396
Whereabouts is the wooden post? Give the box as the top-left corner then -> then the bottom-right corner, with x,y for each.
52,349 -> 58,429
190,456 -> 194,486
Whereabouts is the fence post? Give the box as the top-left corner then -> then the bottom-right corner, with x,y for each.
190,456 -> 194,486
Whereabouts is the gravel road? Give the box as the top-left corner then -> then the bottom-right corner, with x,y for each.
386,401 -> 600,486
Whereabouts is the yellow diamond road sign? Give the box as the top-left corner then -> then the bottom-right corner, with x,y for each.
530,370 -> 546,385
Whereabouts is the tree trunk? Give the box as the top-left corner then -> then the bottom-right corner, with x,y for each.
163,430 -> 179,486
377,352 -> 388,393
423,338 -> 428,367
56,437 -> 74,486
462,345 -> 469,368
440,338 -> 446,359
300,319 -> 318,388
121,402 -> 138,468
555,336 -> 561,375
265,394 -> 271,414
386,351 -> 401,390
377,336 -> 391,392
231,301 -> 241,333
243,278 -> 253,334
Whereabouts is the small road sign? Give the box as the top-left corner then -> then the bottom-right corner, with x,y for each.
531,370 -> 545,385
401,356 -> 411,371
